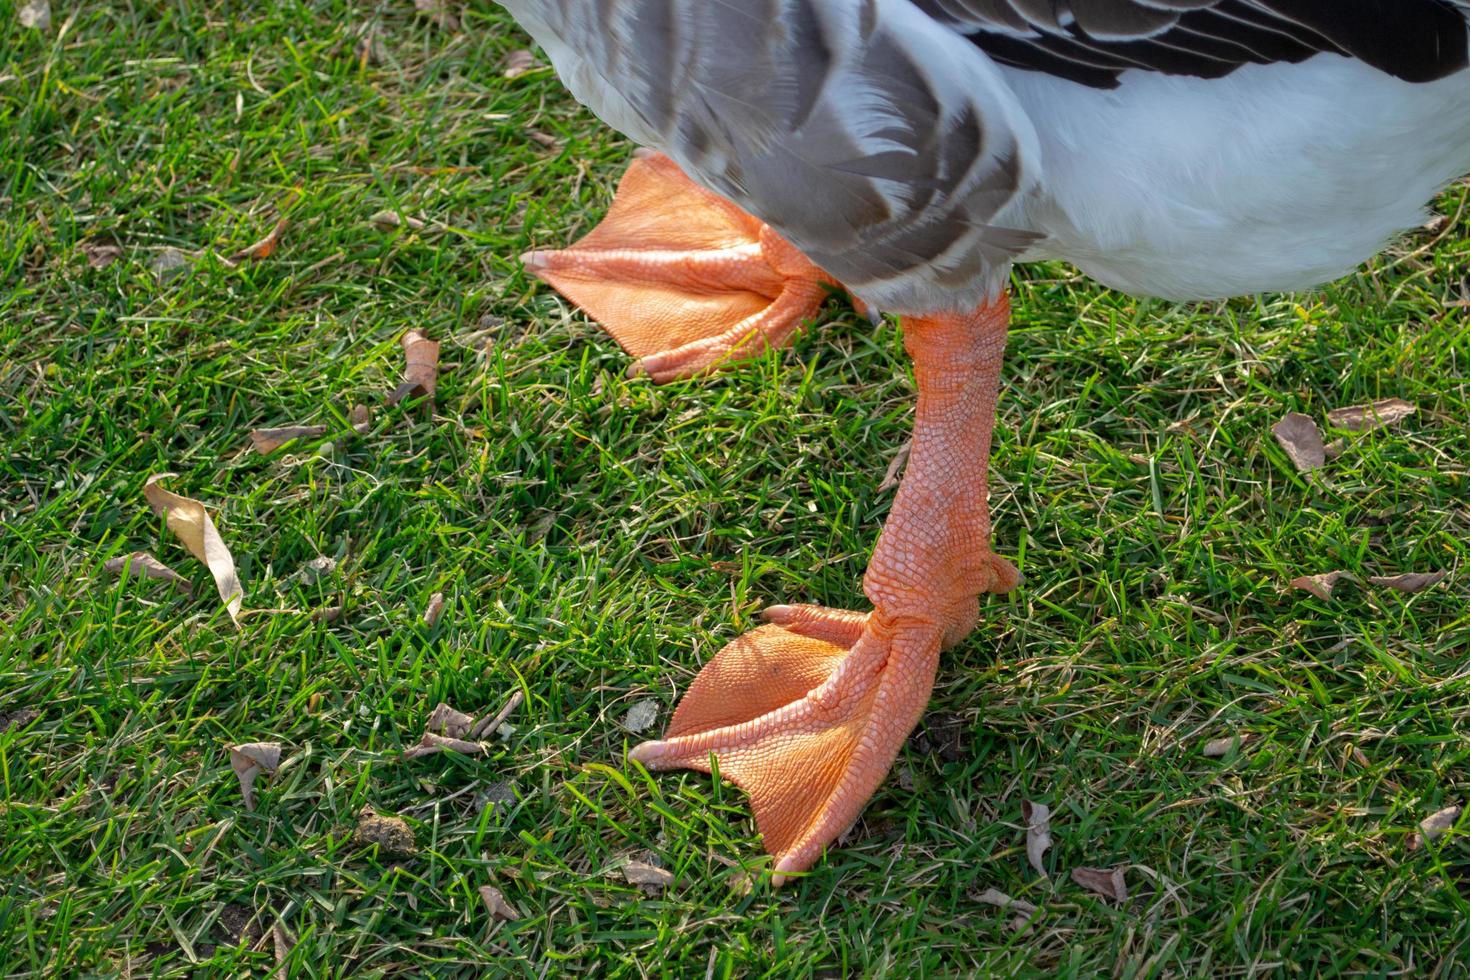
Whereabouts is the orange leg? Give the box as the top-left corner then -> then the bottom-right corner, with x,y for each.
522,152 -> 841,383
631,297 -> 1019,884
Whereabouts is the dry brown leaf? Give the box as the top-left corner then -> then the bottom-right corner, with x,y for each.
229,742 -> 281,811
1326,398 -> 1416,432
1288,570 -> 1352,601
354,807 -> 417,855
526,129 -> 561,149
18,0 -> 51,30
80,241 -> 122,270
622,861 -> 674,889
310,605 -> 343,623
414,0 -> 459,30
1071,865 -> 1128,902
423,592 -> 447,626
250,425 -> 328,454
1368,571 -> 1448,593
427,702 -> 474,738
387,329 -> 440,405
270,922 -> 295,980
622,699 -> 658,733
479,885 -> 521,922
502,49 -> 538,78
974,887 -> 1038,916
402,731 -> 484,758
1022,801 -> 1051,878
1419,804 -> 1462,843
879,440 -> 912,493
226,218 -> 289,265
144,475 -> 243,624
104,551 -> 193,594
369,209 -> 426,232
0,708 -> 40,732
1272,413 -> 1325,473
1202,732 -> 1255,758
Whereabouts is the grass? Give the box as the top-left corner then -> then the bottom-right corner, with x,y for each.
2,2 -> 1468,975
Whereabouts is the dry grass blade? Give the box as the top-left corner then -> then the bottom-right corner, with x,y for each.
229,742 -> 281,811
104,551 -> 192,594
1022,801 -> 1051,878
1326,398 -> 1416,432
387,329 -> 440,406
1368,571 -> 1448,593
1272,413 -> 1326,472
144,475 -> 243,625
479,885 -> 521,922
1288,570 -> 1352,601
1071,866 -> 1128,902
249,425 -> 328,454
225,217 -> 288,265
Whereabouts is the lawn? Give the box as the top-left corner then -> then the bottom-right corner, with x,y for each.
2,2 -> 1468,976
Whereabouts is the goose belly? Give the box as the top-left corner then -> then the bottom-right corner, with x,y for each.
1002,56 -> 1470,301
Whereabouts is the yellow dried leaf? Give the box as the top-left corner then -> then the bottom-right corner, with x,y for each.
387,329 -> 440,405
229,742 -> 281,811
104,551 -> 192,594
144,475 -> 243,625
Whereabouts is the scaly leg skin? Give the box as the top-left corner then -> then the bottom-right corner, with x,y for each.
521,152 -> 839,383
630,296 -> 1020,885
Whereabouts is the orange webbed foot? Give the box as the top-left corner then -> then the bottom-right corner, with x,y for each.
522,152 -> 837,383
630,608 -> 944,886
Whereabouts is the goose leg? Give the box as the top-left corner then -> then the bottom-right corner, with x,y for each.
522,152 -> 841,383
631,296 -> 1019,883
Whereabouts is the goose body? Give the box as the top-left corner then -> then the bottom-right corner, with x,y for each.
499,0 -> 1470,883
505,0 -> 1470,308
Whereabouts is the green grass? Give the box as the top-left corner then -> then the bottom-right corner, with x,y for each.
2,2 -> 1468,976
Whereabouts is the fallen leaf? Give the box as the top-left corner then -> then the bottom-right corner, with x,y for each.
1288,570 -> 1352,601
1071,865 -> 1127,903
879,440 -> 912,493
622,699 -> 658,733
250,425 -> 328,454
1368,571 -> 1448,593
144,475 -> 243,625
80,241 -> 122,269
1022,801 -> 1051,878
354,807 -> 417,855
349,404 -> 373,432
468,689 -> 524,740
402,731 -> 485,758
226,217 -> 288,265
1202,733 -> 1255,758
1272,413 -> 1325,473
974,887 -> 1037,916
502,49 -> 538,78
1326,398 -> 1416,433
414,0 -> 459,30
1419,804 -> 1462,843
622,861 -> 673,889
423,592 -> 446,626
229,742 -> 281,811
479,885 -> 520,921
387,329 -> 440,406
353,27 -> 387,65
427,702 -> 474,738
310,605 -> 343,623
104,551 -> 192,594
150,248 -> 193,281
0,708 -> 40,732
526,129 -> 561,150
18,0 -> 50,30
270,923 -> 295,980
368,210 -> 426,232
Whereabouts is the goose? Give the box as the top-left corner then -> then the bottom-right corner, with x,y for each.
497,0 -> 1470,884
